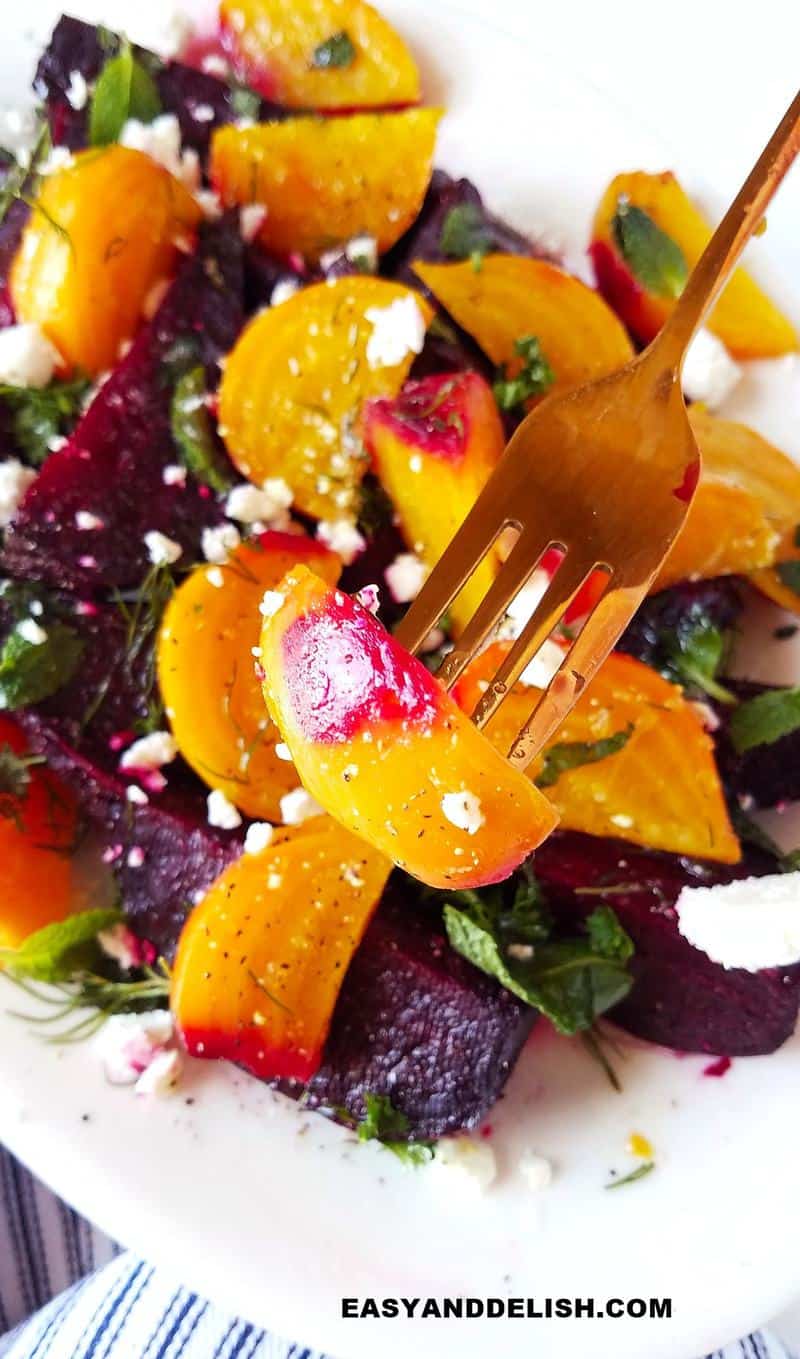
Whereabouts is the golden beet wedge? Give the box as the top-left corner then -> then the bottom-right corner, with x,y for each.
171,818 -> 392,1082
11,146 -> 202,376
218,277 -> 433,519
219,0 -> 421,109
211,108 -> 440,263
157,531 -> 341,821
258,566 -> 558,889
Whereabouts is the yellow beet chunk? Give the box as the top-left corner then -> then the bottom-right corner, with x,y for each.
219,0 -> 420,110
218,276 -> 433,518
413,255 -> 634,399
11,146 -> 202,377
211,109 -> 441,263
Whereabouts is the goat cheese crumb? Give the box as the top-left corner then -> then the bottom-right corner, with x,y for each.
144,530 -> 183,566
441,791 -> 484,835
681,328 -> 741,410
676,872 -> 800,971
162,464 -> 187,487
16,618 -> 47,646
120,114 -> 200,191
65,70 -> 88,110
385,552 -> 428,603
364,295 -> 427,369
96,1010 -> 175,1086
135,1047 -> 182,1096
518,1151 -> 553,1191
0,323 -> 61,388
270,276 -> 300,307
206,567 -> 225,589
240,204 -> 268,243
207,788 -> 243,830
280,786 -> 324,825
355,583 -> 381,615
435,1136 -> 496,1191
259,590 -> 285,618
125,784 -> 149,806
38,146 -> 75,176
0,460 -> 36,526
225,479 -> 292,525
275,742 -> 293,762
120,731 -> 178,772
519,639 -> 565,689
316,518 -> 366,564
202,522 -> 241,563
244,821 -> 274,855
75,510 -> 104,531
98,923 -> 142,971
127,846 -> 146,869
191,102 -> 215,123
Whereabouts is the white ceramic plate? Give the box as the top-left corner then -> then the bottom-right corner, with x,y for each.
2,3 -> 800,1358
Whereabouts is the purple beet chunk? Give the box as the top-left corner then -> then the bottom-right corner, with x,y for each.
1,217 -> 244,592
714,680 -> 800,810
35,15 -> 284,158
617,576 -> 745,672
533,831 -> 800,1057
15,711 -> 241,952
0,198 -> 28,326
299,885 -> 535,1139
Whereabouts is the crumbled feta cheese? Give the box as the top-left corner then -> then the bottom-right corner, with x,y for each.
125,784 -> 149,806
120,114 -> 200,191
270,277 -> 300,307
202,522 -> 241,563
681,328 -> 741,410
676,872 -> 800,971
435,1136 -> 496,1191
16,618 -> 47,646
75,510 -> 104,531
519,639 -> 565,689
194,188 -> 223,220
500,571 -> 550,638
441,791 -> 484,835
96,1010 -> 175,1085
240,204 -> 268,243
280,786 -> 324,825
119,731 -> 178,772
206,567 -> 225,589
144,530 -> 183,566
690,700 -> 720,732
244,821 -> 274,855
275,742 -> 293,762
66,70 -> 89,109
135,1047 -> 182,1096
408,453 -> 422,473
345,234 -> 378,271
518,1150 -> 553,1191
191,103 -> 215,123
97,923 -> 141,971
259,590 -> 285,618
364,296 -> 427,369
126,846 -> 146,869
201,53 -> 230,78
0,460 -> 36,526
355,584 -> 381,615
162,464 -> 187,487
207,788 -> 243,830
0,324 -> 61,388
38,146 -> 75,176
225,478 -> 292,525
316,518 -> 366,564
385,552 -> 428,604
142,6 -> 193,59
610,812 -> 634,829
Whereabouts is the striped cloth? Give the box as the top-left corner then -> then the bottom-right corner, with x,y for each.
0,1146 -> 794,1359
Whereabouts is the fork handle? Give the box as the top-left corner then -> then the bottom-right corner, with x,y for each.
654,86 -> 800,365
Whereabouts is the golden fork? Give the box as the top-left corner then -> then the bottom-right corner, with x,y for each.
396,88 -> 800,771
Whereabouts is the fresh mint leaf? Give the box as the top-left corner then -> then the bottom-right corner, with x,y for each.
535,725 -> 633,789
89,41 -> 162,146
170,366 -> 235,494
0,621 -> 84,710
0,742 -> 44,825
493,334 -> 555,412
776,561 -> 800,596
0,376 -> 90,466
729,685 -> 800,753
662,615 -> 736,704
311,31 -> 357,69
730,805 -> 800,873
229,85 -> 261,120
356,1092 -> 435,1166
440,203 -> 492,267
611,199 -> 687,299
0,907 -> 122,982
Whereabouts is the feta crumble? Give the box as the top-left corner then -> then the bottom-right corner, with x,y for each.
144,530 -> 183,566
38,146 -> 75,176
120,114 -> 200,191
244,821 -> 274,855
16,618 -> 47,646
681,328 -> 741,410
119,731 -> 178,772
206,567 -> 225,589
225,478 -> 292,525
275,742 -> 293,762
385,552 -> 428,604
0,460 -> 36,526
280,786 -> 324,825
519,638 -> 565,689
202,522 -> 241,563
125,784 -> 149,806
518,1151 -> 553,1192
135,1047 -> 182,1096
355,583 -> 381,615
0,323 -> 61,388
96,1010 -> 175,1086
207,788 -> 243,830
270,277 -> 300,307
364,296 -> 427,369
98,923 -> 142,971
162,464 -> 187,487
65,70 -> 89,110
441,791 -> 485,835
676,872 -> 800,971
316,518 -> 366,564
75,510 -> 104,531
240,203 -> 268,243
259,590 -> 285,618
435,1136 -> 497,1191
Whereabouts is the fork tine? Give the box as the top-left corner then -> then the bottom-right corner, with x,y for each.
506,578 -> 650,770
471,558 -> 600,730
435,529 -> 557,691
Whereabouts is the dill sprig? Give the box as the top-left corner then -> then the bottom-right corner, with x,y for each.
85,562 -> 175,733
1,960 -> 171,1043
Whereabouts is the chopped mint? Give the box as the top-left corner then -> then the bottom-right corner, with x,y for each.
89,41 -> 162,146
535,725 -> 633,789
611,198 -> 687,299
0,907 -> 122,983
439,203 -> 492,268
356,1092 -> 436,1166
0,375 -> 90,466
311,31 -> 357,69
170,366 -> 235,494
729,685 -> 800,753
493,334 -> 555,412
0,621 -> 84,710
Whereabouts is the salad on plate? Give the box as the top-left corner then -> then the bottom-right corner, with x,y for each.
1,0 -> 799,1174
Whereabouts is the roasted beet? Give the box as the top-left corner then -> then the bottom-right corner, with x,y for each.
0,198 -> 27,327
617,576 -> 745,672
1,218 -> 244,592
534,831 -> 800,1056
714,679 -> 800,810
35,15 -> 283,159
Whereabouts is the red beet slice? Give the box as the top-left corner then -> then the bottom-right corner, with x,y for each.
534,831 -> 800,1056
1,218 -> 244,592
714,679 -> 800,811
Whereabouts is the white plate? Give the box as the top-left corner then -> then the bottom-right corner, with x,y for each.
2,3 -> 800,1358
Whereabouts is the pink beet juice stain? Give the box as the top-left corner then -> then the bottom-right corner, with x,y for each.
367,372 -> 475,463
703,1056 -> 732,1078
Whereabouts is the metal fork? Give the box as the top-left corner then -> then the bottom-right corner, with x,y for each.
396,88 -> 800,772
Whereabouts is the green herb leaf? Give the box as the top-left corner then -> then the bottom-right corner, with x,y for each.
662,615 -> 736,704
729,685 -> 800,753
0,621 -> 84,710
776,561 -> 800,596
0,908 -> 122,982
0,376 -> 90,466
0,743 -> 44,826
0,119 -> 53,229
729,805 -> 800,873
611,199 -> 688,299
535,725 -> 633,789
356,1092 -> 436,1166
170,366 -> 235,494
89,42 -> 162,147
311,31 -> 357,69
605,1161 -> 655,1191
493,334 -> 555,412
229,85 -> 261,121
439,203 -> 492,267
